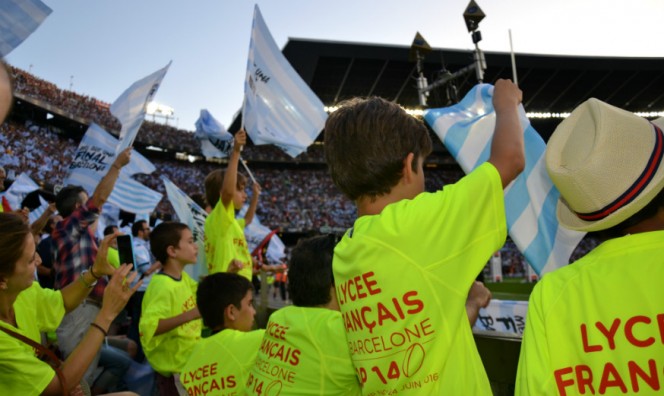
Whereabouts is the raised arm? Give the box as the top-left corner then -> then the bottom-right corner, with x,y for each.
59,232 -> 120,312
488,79 -> 525,188
90,148 -> 131,209
244,182 -> 261,226
42,264 -> 139,396
220,130 -> 247,207
29,203 -> 56,237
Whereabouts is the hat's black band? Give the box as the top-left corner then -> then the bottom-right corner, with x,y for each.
575,123 -> 664,222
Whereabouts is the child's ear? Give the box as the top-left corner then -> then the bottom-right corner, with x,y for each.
166,245 -> 177,259
402,152 -> 415,184
224,304 -> 236,322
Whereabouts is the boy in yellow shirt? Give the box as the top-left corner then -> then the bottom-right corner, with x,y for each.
247,234 -> 362,395
323,80 -> 524,395
204,129 -> 261,280
139,222 -> 202,395
516,100 -> 664,395
181,272 -> 263,396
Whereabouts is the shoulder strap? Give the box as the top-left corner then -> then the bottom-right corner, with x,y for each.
0,325 -> 68,396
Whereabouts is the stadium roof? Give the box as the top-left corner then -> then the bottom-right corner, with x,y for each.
232,37 -> 664,141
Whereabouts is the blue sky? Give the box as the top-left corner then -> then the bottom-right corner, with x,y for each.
6,0 -> 663,131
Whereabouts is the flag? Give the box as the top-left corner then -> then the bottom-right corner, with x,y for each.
238,205 -> 285,263
162,177 -> 208,279
0,0 -> 51,57
122,148 -> 156,176
64,123 -> 162,214
243,5 -> 327,158
194,109 -> 234,158
111,62 -> 171,153
2,172 -> 39,211
424,84 -> 585,275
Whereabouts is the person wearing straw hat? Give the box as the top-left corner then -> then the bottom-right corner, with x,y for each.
516,98 -> 664,395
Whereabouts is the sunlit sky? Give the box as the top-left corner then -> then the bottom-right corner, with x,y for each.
6,0 -> 663,131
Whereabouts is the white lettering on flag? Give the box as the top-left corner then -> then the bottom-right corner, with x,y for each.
424,84 -> 585,275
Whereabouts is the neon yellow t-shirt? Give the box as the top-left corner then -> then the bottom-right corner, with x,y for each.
247,306 -> 362,395
140,271 -> 202,376
181,329 -> 264,396
516,231 -> 664,396
333,162 -> 505,395
108,247 -> 120,268
204,199 -> 252,280
0,282 -> 65,394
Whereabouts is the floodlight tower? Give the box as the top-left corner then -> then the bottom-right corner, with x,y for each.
463,0 -> 487,82
412,1 -> 488,106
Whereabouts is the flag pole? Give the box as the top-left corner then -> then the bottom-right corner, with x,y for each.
240,157 -> 257,185
509,29 -> 518,86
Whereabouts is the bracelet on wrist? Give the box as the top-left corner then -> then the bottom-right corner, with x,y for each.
78,271 -> 97,289
89,266 -> 101,280
90,322 -> 108,337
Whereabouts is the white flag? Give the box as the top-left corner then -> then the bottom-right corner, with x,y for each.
424,84 -> 585,276
64,123 -> 162,214
194,109 -> 234,158
111,62 -> 171,153
0,0 -> 51,56
163,177 -> 208,279
238,205 -> 285,263
2,172 -> 39,210
243,5 -> 327,158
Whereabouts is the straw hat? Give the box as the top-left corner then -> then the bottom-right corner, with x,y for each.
546,98 -> 664,232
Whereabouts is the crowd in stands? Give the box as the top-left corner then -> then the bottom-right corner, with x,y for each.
2,66 -> 605,272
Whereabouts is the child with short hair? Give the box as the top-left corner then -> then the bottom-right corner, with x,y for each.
247,235 -> 362,395
204,129 -> 261,280
139,222 -> 202,395
323,80 -> 524,394
181,272 -> 263,396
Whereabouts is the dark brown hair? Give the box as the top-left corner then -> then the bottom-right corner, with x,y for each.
204,169 -> 248,209
324,97 -> 432,201
150,222 -> 190,264
0,213 -> 31,276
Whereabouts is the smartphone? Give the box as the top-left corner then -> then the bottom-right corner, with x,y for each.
116,234 -> 136,269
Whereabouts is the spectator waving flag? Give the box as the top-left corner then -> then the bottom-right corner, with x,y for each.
162,177 -> 208,279
194,109 -> 234,158
424,84 -> 585,275
0,0 -> 51,56
111,62 -> 171,153
64,123 -> 162,214
243,5 -> 327,158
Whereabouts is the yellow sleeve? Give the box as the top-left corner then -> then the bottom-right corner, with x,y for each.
139,277 -> 172,347
516,282 -> 553,395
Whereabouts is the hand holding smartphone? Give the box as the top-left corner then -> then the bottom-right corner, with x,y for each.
116,234 -> 136,270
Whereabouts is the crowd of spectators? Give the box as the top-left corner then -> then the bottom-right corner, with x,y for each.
2,66 -> 602,272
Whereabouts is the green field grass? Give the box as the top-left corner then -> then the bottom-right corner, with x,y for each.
485,278 -> 534,301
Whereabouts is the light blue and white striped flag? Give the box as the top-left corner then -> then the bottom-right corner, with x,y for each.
122,148 -> 156,176
111,62 -> 171,153
162,177 -> 208,279
194,109 -> 234,158
243,5 -> 327,158
424,84 -> 585,275
64,123 -> 162,214
0,0 -> 51,57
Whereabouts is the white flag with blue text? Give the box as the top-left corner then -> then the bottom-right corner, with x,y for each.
424,84 -> 585,275
163,177 -> 208,279
243,5 -> 327,158
0,0 -> 51,56
194,109 -> 234,158
111,62 -> 171,153
64,123 -> 162,214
